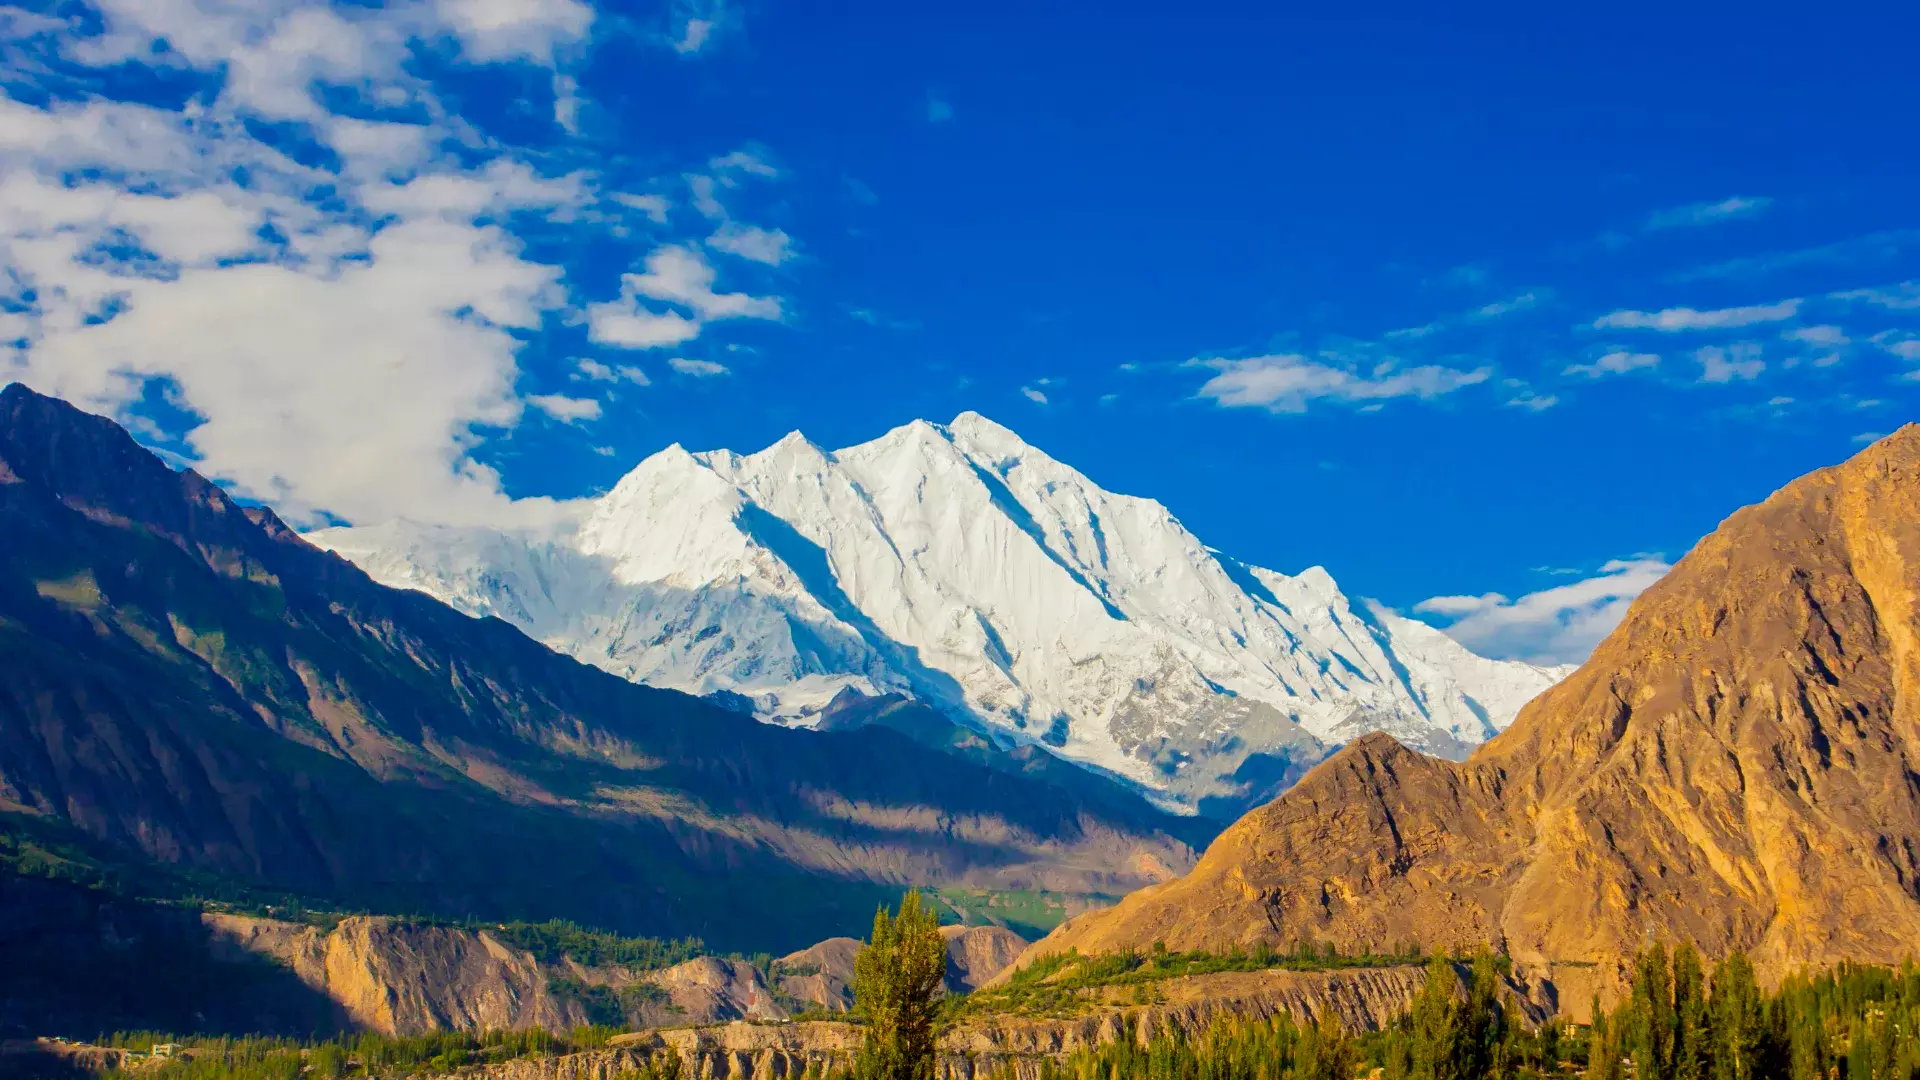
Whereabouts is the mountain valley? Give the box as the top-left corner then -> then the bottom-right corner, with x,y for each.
0,385 -> 1201,959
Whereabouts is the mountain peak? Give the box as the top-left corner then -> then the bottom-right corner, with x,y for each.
1017,429 -> 1920,997
318,406 -> 1567,816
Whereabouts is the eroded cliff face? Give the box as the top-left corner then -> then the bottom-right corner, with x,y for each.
400,966 -> 1454,1080
205,915 -> 792,1035
201,915 -> 1034,1036
1017,427 -> 1920,1009
205,915 -> 602,1035
772,925 -> 1030,1015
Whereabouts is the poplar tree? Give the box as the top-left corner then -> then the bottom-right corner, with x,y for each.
852,891 -> 948,1080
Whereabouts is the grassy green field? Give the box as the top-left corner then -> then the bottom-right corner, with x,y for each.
925,888 -> 1120,940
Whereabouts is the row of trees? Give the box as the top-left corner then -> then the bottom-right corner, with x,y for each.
1588,944 -> 1920,1080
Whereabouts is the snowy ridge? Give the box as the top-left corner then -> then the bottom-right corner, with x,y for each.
312,413 -> 1570,814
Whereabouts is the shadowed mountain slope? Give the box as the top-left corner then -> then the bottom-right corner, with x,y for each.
0,384 -> 1202,952
1017,426 -> 1920,1002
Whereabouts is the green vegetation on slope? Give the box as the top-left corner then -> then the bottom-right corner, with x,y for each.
84,1028 -> 665,1080
927,888 -> 1116,940
1587,945 -> 1920,1080
38,947 -> 1920,1080
950,939 -> 1432,1020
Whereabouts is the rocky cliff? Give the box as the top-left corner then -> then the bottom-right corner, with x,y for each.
1016,427 -> 1920,1011
774,925 -> 1028,1014
402,965 -> 1449,1080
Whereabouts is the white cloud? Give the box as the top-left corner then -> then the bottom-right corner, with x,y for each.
1644,195 -> 1772,231
1785,325 -> 1848,347
709,148 -> 779,178
435,0 -> 593,64
1564,351 -> 1659,378
1415,557 -> 1672,665
527,392 -> 601,423
1833,280 -> 1920,310
611,192 -> 671,223
1473,291 -> 1540,319
585,244 -> 778,350
551,74 -> 581,132
624,244 -> 780,320
1190,353 -> 1491,414
587,303 -> 701,349
1696,344 -> 1766,383
1020,385 -> 1048,404
0,0 -> 774,529
1506,390 -> 1557,411
1873,331 -> 1920,363
573,358 -> 648,384
1854,431 -> 1887,445
1594,299 -> 1801,331
708,222 -> 794,265
668,356 -> 728,376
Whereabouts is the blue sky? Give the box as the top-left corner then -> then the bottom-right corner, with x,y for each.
3,5 -> 1917,662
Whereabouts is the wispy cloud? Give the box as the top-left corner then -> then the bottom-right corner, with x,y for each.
1873,331 -> 1920,363
1696,344 -> 1766,383
708,222 -> 795,265
1472,291 -> 1542,319
1644,195 -> 1772,231
1020,385 -> 1048,404
1593,299 -> 1801,331
1189,353 -> 1491,414
668,357 -> 729,377
1785,325 -> 1848,347
1833,280 -> 1920,310
1414,557 -> 1672,665
668,0 -> 732,54
1564,351 -> 1660,378
528,393 -> 602,423
574,358 -> 650,385
1668,230 -> 1920,283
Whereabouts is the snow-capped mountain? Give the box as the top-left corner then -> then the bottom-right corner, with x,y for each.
311,413 -> 1570,815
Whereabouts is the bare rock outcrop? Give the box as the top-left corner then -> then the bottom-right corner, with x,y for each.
774,937 -> 861,1013
456,966 -> 1448,1080
204,914 -> 603,1035
648,958 -> 786,1025
1016,427 -> 1920,1013
940,926 -> 1027,993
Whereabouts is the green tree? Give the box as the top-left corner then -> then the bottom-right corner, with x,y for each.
1408,951 -> 1460,1080
1707,951 -> 1768,1080
1288,1013 -> 1356,1080
1456,948 -> 1508,1080
1629,943 -> 1677,1080
1672,943 -> 1710,1080
852,891 -> 948,1080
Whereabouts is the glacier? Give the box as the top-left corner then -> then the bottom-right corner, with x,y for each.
311,412 -> 1570,816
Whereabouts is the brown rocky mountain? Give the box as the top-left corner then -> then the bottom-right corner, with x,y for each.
0,383 -> 1202,955
1017,426 -> 1920,1009
774,925 -> 1028,1014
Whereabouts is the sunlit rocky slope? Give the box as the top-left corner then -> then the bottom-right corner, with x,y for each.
1015,426 -> 1920,1008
